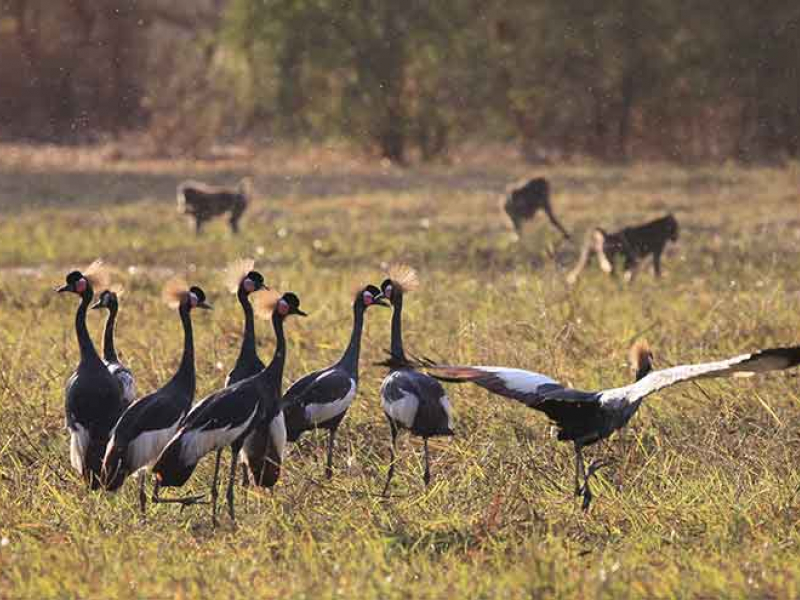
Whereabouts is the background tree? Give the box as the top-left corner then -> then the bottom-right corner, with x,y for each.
0,0 -> 797,163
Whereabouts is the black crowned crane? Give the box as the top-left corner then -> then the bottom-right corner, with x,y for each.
283,284 -> 388,479
238,291 -> 295,489
101,279 -> 211,512
220,258 -> 286,489
57,260 -> 126,489
428,340 -> 800,509
153,291 -> 306,526
222,258 -> 269,386
91,287 -> 136,406
377,265 -> 453,495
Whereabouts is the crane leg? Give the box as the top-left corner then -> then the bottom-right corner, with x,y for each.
226,446 -> 238,523
423,438 -> 431,487
210,448 -> 222,527
574,445 -> 612,511
574,443 -> 586,496
240,461 -> 249,514
138,471 -> 148,517
325,429 -> 336,480
150,480 -> 206,508
382,421 -> 399,497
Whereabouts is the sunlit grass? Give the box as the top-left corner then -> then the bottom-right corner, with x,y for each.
2,145 -> 800,597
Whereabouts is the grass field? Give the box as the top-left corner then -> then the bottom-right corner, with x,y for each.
1,143 -> 800,598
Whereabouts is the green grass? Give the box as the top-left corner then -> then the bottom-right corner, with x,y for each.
2,144 -> 800,598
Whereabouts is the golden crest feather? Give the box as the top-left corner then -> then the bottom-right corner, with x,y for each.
161,276 -> 189,309
387,263 -> 419,293
84,259 -> 111,291
253,289 -> 281,320
223,257 -> 256,293
629,339 -> 652,371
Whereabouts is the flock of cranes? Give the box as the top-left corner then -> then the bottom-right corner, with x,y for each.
57,258 -> 800,524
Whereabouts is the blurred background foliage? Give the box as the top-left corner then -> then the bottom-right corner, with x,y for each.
0,0 -> 798,163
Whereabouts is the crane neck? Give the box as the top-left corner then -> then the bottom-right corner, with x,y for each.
235,287 -> 259,367
337,301 -> 366,380
167,303 -> 196,398
102,302 -> 120,364
75,287 -> 103,368
255,310 -> 287,391
389,292 -> 407,366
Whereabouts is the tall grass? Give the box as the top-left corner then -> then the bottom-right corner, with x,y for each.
1,146 -> 800,598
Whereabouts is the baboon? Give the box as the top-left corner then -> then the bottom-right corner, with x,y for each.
176,177 -> 251,235
502,177 -> 571,240
566,213 -> 679,284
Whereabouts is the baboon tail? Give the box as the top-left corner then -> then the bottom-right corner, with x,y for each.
543,199 -> 571,240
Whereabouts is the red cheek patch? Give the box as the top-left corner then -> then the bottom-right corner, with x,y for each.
75,279 -> 87,293
244,279 -> 255,293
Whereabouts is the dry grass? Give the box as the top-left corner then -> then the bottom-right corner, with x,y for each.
1,144 -> 800,598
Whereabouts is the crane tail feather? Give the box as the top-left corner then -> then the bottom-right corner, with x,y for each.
428,366 -> 486,383
740,346 -> 800,374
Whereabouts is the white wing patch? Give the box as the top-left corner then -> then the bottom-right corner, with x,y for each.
439,393 -> 454,431
305,378 -> 356,426
269,412 -> 287,461
127,422 -> 182,473
599,349 -> 798,409
177,407 -> 259,466
108,363 -> 137,405
382,388 -> 420,429
69,422 -> 89,474
477,366 -> 558,393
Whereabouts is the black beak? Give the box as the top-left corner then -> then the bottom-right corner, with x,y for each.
258,282 -> 270,291
373,297 -> 390,307
293,308 -> 308,317
198,301 -> 213,310
56,284 -> 70,293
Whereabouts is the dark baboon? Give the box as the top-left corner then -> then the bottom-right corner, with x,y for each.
502,177 -> 571,240
567,214 -> 679,284
177,177 -> 251,235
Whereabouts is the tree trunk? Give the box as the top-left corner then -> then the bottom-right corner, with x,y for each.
617,69 -> 635,161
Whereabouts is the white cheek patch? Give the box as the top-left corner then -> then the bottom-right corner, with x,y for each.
278,299 -> 289,315
363,292 -> 373,306
189,292 -> 199,308
244,279 -> 255,293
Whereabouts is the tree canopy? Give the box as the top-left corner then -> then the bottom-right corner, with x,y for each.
1,0 -> 798,163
